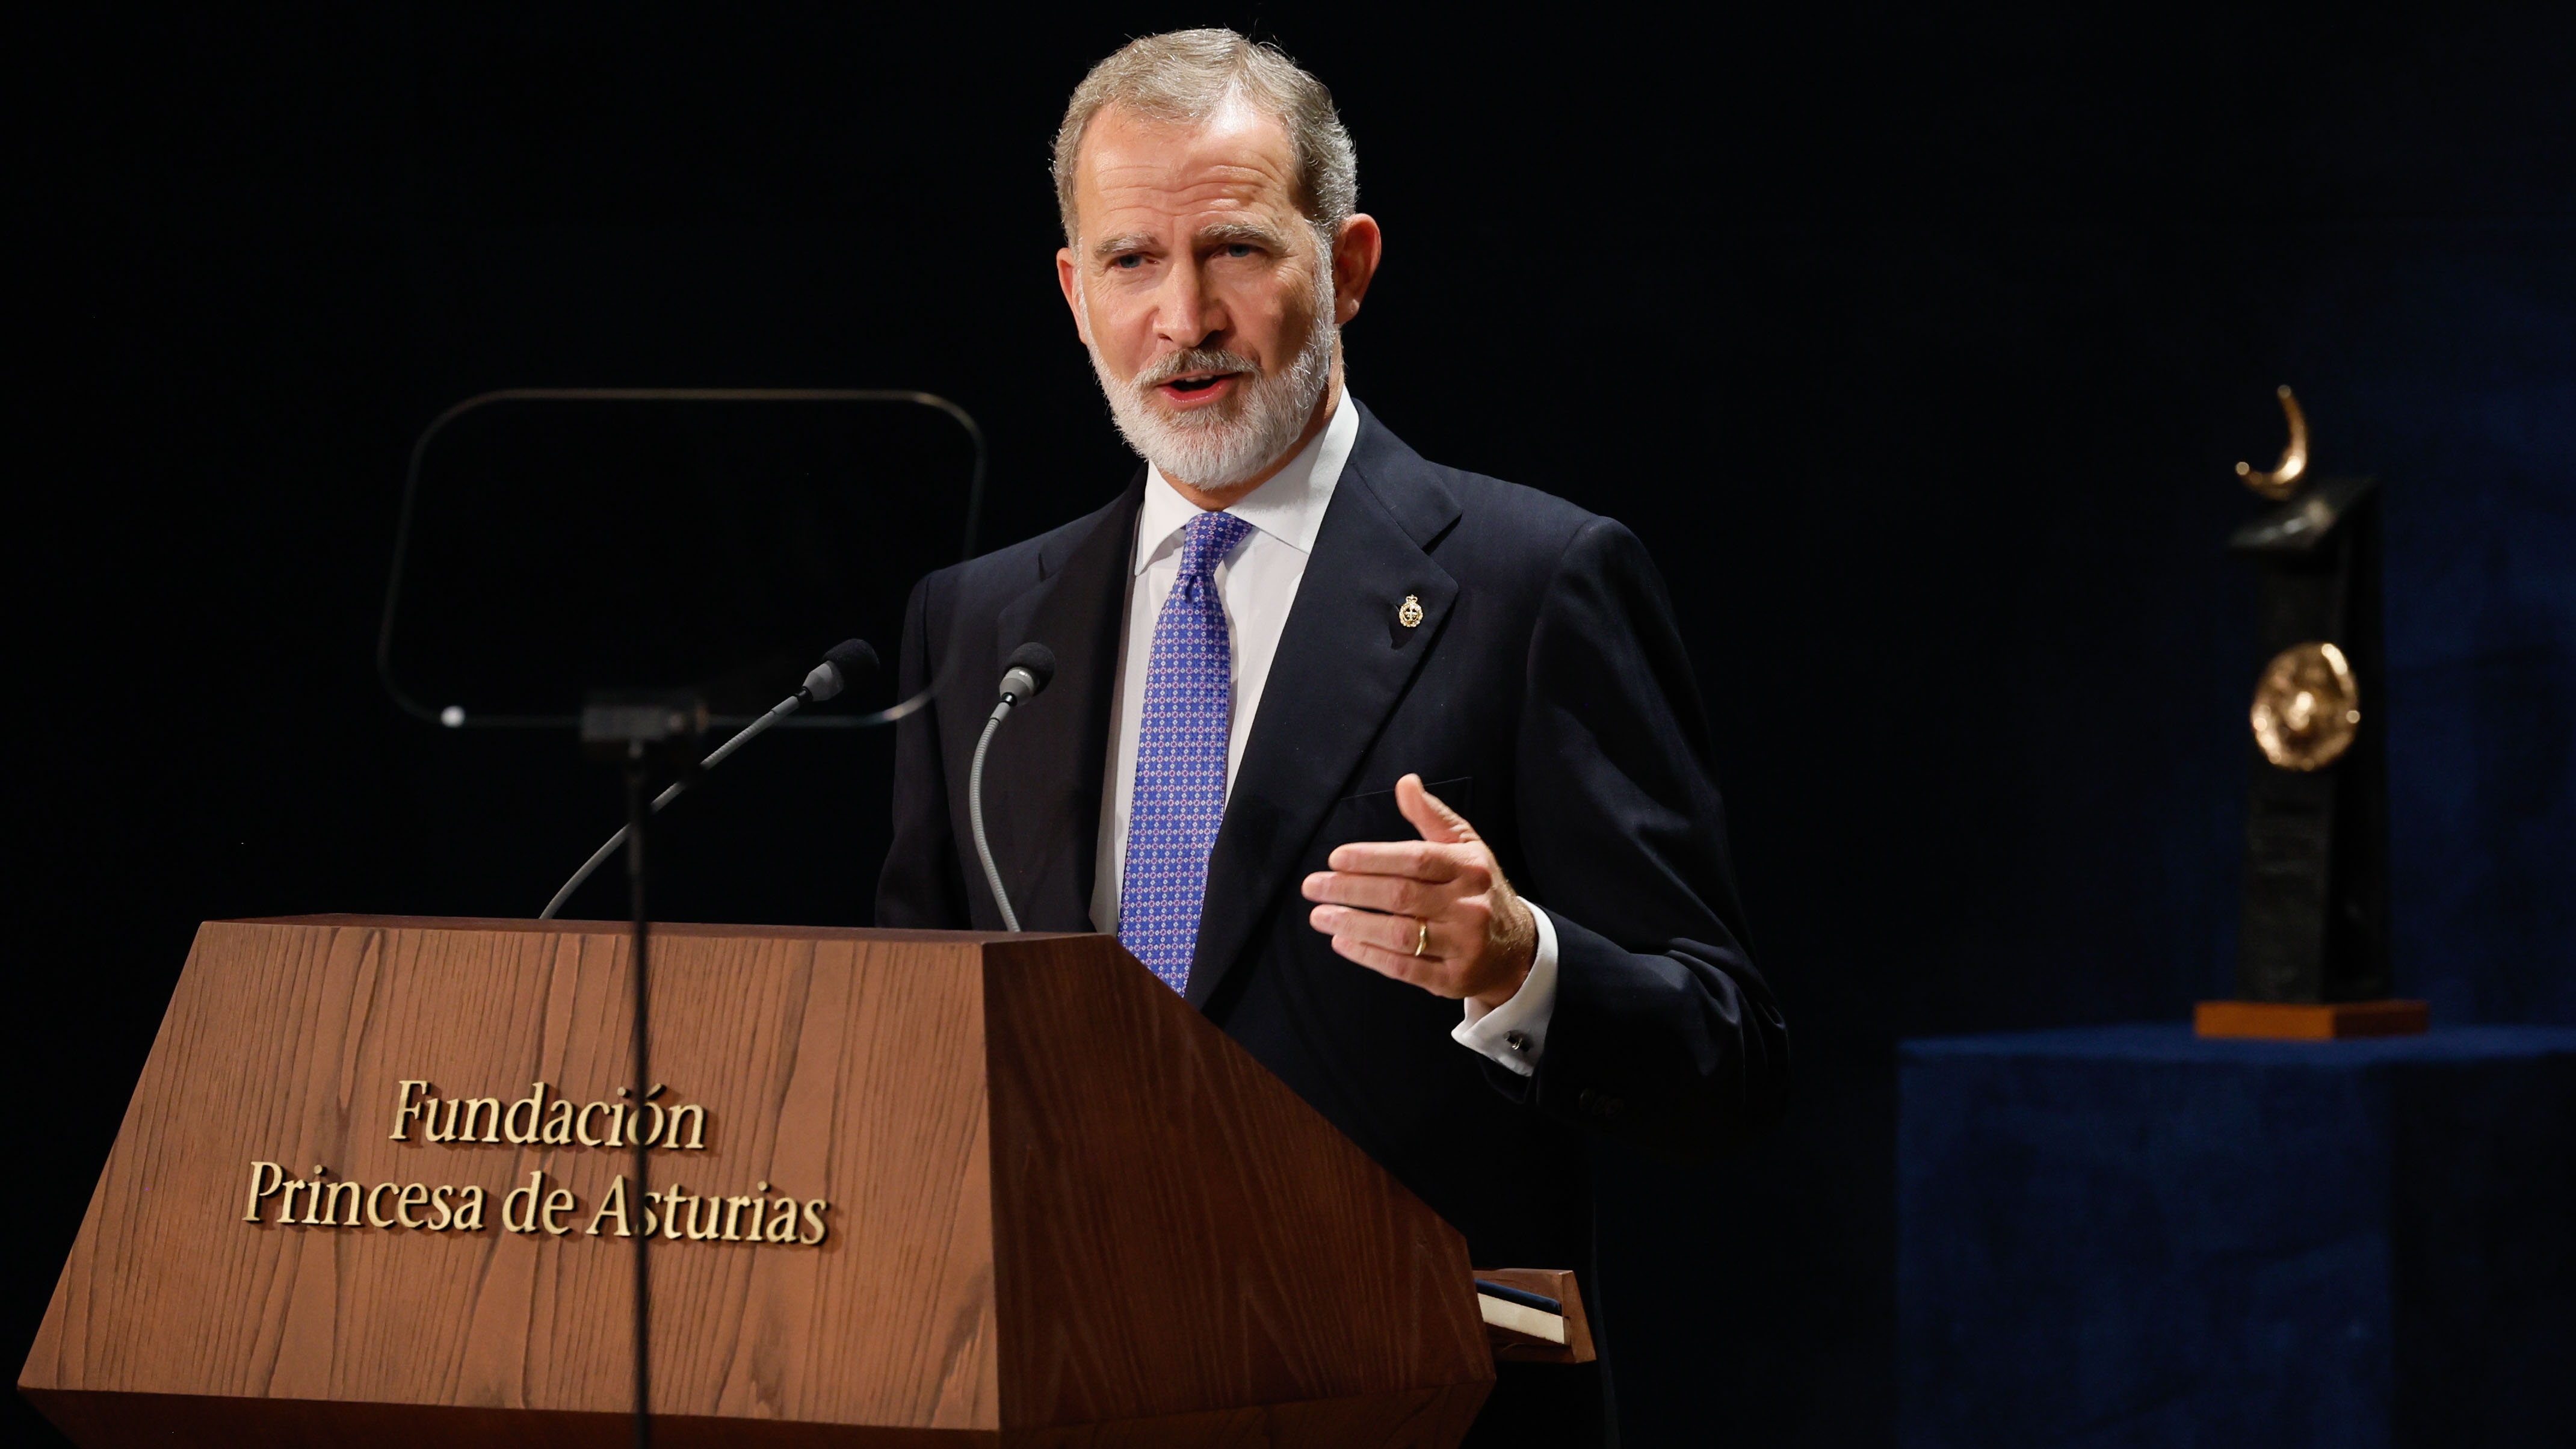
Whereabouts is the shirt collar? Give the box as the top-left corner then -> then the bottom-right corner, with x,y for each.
1135,388 -> 1359,574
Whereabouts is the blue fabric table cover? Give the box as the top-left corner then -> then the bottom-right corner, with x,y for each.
1898,1025 -> 2575,1448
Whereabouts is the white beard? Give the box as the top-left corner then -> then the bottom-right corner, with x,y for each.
1086,270 -> 1338,491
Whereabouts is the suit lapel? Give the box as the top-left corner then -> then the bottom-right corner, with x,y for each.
1187,409 -> 1462,1007
979,473 -> 1144,931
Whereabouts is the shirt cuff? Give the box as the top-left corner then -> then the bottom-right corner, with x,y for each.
1451,903 -> 1559,1077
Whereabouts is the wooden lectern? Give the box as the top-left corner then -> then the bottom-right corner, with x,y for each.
20,917 -> 1493,1447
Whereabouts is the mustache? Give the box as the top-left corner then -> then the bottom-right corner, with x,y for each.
1134,348 -> 1263,389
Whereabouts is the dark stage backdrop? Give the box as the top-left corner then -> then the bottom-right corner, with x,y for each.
16,7 -> 2573,1445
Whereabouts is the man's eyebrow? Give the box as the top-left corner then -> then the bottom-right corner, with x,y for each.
1091,233 -> 1158,261
1090,221 -> 1289,261
1197,220 -> 1288,248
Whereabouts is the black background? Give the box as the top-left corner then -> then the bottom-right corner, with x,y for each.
15,6 -> 2574,1444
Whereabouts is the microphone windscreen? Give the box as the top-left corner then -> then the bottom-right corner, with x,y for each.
825,637 -> 879,684
1005,643 -> 1057,696
803,637 -> 878,702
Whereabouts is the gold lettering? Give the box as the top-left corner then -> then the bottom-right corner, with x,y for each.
504,1083 -> 548,1144
663,1102 -> 706,1151
640,1189 -> 661,1239
660,1185 -> 690,1240
502,1172 -> 544,1234
424,1098 -> 462,1143
397,1182 -> 429,1229
301,1178 -> 326,1226
426,1184 -> 454,1231
366,1182 -> 399,1228
452,1184 -> 487,1231
631,1102 -> 665,1149
244,1161 -> 283,1223
765,1196 -> 797,1243
800,1199 -> 829,1245
587,1175 -> 632,1237
576,1101 -> 610,1147
390,1080 -> 429,1141
542,1186 -> 576,1235
277,1178 -> 304,1223
323,1180 -> 362,1227
541,1098 -> 575,1145
721,1194 -> 752,1241
682,1193 -> 720,1241
457,1098 -> 503,1143
602,1103 -> 628,1148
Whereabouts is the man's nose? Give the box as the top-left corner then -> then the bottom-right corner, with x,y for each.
1153,258 -> 1226,348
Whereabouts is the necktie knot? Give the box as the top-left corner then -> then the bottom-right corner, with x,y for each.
1178,510 -> 1255,581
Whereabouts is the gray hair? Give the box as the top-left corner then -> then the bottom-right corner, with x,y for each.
1051,29 -> 1357,249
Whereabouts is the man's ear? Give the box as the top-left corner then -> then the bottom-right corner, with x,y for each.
1056,247 -> 1093,346
1331,214 -> 1383,326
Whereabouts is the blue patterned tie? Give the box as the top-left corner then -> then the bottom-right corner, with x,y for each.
1120,509 -> 1256,992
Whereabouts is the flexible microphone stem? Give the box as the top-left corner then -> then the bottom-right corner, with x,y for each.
966,644 -> 1056,934
968,699 -> 1021,933
540,696 -> 801,920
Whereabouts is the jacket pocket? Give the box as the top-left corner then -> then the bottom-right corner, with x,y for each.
1323,776 -> 1474,848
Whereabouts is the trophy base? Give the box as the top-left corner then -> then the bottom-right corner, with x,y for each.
2195,999 -> 2429,1040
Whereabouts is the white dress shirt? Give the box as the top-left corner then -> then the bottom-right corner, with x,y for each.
1088,389 -> 1560,1076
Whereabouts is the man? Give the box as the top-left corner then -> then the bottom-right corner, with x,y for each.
877,29 -> 1787,1444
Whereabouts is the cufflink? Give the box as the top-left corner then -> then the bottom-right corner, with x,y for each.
1505,1030 -> 1531,1054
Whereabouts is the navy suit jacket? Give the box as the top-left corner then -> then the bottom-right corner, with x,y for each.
876,404 -> 1788,1273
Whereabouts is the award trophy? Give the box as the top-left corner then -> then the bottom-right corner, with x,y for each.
2197,388 -> 2425,1039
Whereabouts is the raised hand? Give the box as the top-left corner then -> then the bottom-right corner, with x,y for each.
1301,773 -> 1538,1009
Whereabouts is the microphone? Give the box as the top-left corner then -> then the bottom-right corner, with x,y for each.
997,644 -> 1054,707
969,643 -> 1056,933
539,639 -> 879,919
802,637 -> 879,705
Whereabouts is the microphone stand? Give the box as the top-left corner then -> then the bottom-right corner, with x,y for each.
580,691 -> 706,1449
622,743 -> 654,1449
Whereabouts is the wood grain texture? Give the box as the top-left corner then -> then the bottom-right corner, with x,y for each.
20,917 -> 1488,1448
980,938 -> 1494,1429
18,1388 -> 989,1449
20,1383 -> 1486,1449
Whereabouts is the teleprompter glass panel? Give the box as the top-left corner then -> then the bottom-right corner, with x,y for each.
378,391 -> 983,726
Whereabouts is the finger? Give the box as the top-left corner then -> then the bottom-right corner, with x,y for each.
1327,931 -> 1462,996
1323,839 -> 1472,882
1309,903 -> 1445,958
1397,773 -> 1480,845
1301,870 -> 1459,916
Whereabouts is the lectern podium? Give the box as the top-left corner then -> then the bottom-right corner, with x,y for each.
20,917 -> 1493,1447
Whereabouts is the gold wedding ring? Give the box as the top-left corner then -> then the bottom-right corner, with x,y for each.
1413,918 -> 1429,957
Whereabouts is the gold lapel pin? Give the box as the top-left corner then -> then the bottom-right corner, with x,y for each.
1398,594 -> 1424,628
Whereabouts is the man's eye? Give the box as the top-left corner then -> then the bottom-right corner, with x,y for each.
1225,243 -> 1255,258
1112,255 -> 1144,270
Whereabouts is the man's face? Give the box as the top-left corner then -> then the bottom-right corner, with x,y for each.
1057,102 -> 1371,492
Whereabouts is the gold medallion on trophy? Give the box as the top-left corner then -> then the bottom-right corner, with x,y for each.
2250,640 -> 2360,771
